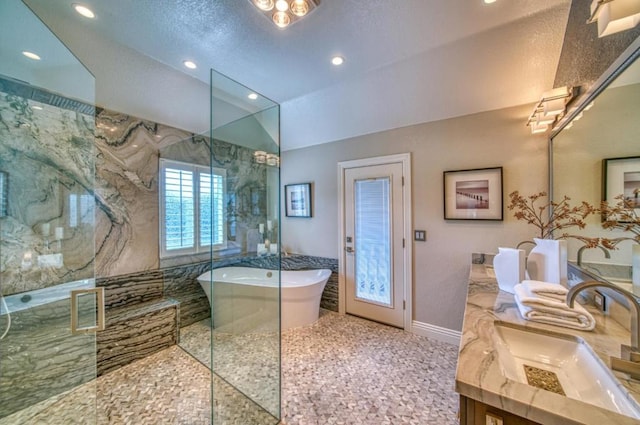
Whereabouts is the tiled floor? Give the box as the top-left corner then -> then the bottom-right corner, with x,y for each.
281,310 -> 460,424
1,310 -> 460,424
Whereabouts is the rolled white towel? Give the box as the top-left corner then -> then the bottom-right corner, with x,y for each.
514,284 -> 595,331
520,280 -> 567,302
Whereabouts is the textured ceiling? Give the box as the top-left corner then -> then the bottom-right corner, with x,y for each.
21,0 -> 572,150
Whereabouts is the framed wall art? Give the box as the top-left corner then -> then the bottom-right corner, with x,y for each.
285,183 -> 312,217
443,167 -> 503,220
603,156 -> 640,209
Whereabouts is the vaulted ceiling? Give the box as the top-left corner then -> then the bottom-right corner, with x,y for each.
20,0 -> 572,150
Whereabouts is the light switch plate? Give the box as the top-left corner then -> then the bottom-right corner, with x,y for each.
414,230 -> 426,241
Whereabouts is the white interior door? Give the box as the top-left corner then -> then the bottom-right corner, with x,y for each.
344,162 -> 405,328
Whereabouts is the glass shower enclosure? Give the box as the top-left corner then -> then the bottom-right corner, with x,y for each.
209,70 -> 281,423
0,0 -> 98,422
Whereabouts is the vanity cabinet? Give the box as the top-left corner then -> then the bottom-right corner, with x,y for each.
459,396 -> 541,425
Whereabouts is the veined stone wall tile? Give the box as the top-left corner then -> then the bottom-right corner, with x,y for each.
97,298 -> 179,376
0,87 -> 95,295
0,300 -> 96,418
96,270 -> 164,309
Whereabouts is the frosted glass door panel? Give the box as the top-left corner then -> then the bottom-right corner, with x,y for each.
344,161 -> 404,328
355,178 -> 392,306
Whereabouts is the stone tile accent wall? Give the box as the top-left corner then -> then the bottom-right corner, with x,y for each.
0,300 -> 95,418
97,299 -> 179,376
97,271 -> 164,309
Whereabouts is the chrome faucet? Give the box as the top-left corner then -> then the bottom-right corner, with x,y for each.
567,280 -> 640,379
516,240 -> 536,250
576,245 -> 610,267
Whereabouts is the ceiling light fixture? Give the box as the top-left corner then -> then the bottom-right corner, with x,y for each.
526,86 -> 573,134
588,0 -> 640,37
275,0 -> 289,11
73,4 -> 95,19
183,60 -> 197,69
253,0 -> 275,11
22,51 -> 41,60
249,0 -> 319,29
248,93 -> 259,100
331,56 -> 345,66
484,0 -> 497,4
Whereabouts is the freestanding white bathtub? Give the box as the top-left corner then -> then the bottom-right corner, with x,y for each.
197,267 -> 331,331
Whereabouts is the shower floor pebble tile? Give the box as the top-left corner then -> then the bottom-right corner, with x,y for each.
2,310 -> 460,424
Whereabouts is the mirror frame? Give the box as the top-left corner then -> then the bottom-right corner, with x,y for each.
549,36 -> 640,205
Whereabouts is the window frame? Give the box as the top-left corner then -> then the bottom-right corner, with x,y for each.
159,158 -> 227,259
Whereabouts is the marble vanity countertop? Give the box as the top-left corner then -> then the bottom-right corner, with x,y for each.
455,264 -> 640,425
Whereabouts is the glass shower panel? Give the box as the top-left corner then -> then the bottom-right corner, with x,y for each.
0,0 -> 96,422
210,69 -> 281,424
355,178 -> 392,306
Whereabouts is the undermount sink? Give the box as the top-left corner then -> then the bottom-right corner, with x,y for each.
492,322 -> 640,419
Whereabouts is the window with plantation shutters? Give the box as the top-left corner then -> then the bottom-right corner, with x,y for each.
159,159 -> 226,257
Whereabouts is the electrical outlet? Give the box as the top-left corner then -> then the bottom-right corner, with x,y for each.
594,290 -> 606,312
414,230 -> 426,241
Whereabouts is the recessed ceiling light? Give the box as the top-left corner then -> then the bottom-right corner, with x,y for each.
183,60 -> 197,69
248,93 -> 259,100
331,56 -> 344,66
483,0 -> 497,3
73,4 -> 95,18
22,51 -> 41,61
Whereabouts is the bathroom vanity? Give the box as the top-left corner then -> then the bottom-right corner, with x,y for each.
455,264 -> 640,425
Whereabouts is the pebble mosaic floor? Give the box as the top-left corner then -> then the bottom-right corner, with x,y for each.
1,310 -> 460,424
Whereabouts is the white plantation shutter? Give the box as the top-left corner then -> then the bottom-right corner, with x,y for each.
212,173 -> 225,245
164,167 -> 195,251
160,159 -> 226,258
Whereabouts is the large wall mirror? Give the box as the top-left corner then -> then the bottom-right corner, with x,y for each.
551,37 -> 640,293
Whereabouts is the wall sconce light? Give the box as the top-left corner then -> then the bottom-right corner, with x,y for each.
254,151 -> 280,167
249,0 -> 320,29
526,86 -> 573,134
254,151 -> 267,163
588,0 -> 640,37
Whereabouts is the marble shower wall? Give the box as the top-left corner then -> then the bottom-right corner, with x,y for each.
0,79 -> 95,295
1,74 -> 271,294
95,108 -> 268,278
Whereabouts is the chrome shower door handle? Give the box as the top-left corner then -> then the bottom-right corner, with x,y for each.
70,287 -> 105,334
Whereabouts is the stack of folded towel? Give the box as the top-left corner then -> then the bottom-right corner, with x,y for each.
513,280 -> 596,331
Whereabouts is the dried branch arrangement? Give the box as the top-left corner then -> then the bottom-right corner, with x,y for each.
600,194 -> 640,248
507,191 -> 600,247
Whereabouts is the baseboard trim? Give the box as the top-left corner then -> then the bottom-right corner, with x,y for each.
411,320 -> 461,346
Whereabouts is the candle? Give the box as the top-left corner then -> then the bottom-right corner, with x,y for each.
267,220 -> 273,231
41,223 -> 50,236
55,227 -> 64,240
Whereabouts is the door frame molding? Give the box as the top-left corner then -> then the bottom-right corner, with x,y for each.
337,153 -> 413,331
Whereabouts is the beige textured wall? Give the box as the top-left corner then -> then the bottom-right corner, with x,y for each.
281,104 -> 548,331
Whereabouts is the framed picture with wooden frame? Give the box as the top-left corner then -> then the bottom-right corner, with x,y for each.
285,183 -> 312,217
443,167 -> 503,220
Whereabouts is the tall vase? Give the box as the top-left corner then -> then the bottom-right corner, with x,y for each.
526,238 -> 567,284
493,247 -> 526,294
